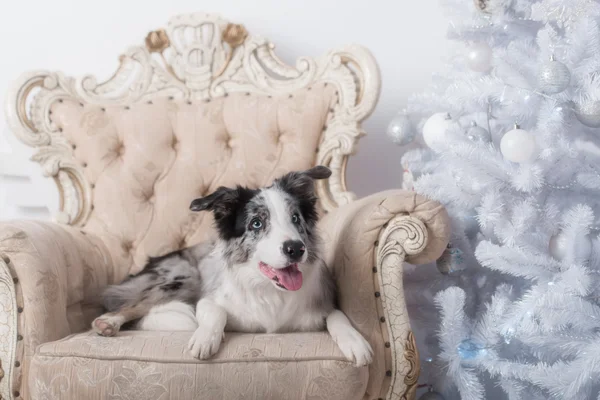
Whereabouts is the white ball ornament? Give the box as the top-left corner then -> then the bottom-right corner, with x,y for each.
538,55 -> 571,94
500,124 -> 537,163
467,42 -> 493,72
549,232 -> 592,262
423,112 -> 452,152
387,112 -> 415,146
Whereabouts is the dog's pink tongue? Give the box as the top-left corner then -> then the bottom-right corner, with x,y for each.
275,265 -> 302,291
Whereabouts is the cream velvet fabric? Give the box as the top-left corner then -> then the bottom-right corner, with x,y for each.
29,331 -> 368,400
51,85 -> 336,276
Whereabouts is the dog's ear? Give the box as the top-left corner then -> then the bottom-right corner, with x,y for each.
190,186 -> 257,239
274,166 -> 331,197
190,186 -> 238,213
303,166 -> 332,180
274,166 -> 331,226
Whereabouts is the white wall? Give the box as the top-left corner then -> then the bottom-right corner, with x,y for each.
0,0 -> 447,220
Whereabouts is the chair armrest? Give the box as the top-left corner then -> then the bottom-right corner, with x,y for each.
0,220 -> 116,398
319,190 -> 449,400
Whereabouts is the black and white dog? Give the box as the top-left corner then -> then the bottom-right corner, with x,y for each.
92,166 -> 373,366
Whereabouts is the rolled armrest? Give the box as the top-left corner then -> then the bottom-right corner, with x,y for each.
319,190 -> 449,400
0,220 -> 118,397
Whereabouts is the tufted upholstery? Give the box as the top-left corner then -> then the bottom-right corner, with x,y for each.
51,85 -> 336,277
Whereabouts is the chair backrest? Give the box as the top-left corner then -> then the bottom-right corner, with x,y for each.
5,13 -> 380,272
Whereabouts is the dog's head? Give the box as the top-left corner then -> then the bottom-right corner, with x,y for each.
190,166 -> 331,291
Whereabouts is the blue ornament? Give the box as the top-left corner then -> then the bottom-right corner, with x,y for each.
457,339 -> 486,359
436,244 -> 466,274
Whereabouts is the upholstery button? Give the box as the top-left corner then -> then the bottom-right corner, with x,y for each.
374,292 -> 380,298
380,316 -> 385,323
147,100 -> 153,104
13,391 -> 20,397
15,361 -> 20,367
385,342 -> 391,348
12,277 -> 18,284
187,101 -> 192,105
372,267 -> 377,273
91,183 -> 96,189
124,106 -> 130,110
17,334 -> 23,341
17,307 -> 23,313
386,370 -> 392,377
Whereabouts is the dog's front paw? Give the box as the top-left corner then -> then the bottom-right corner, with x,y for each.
188,327 -> 223,359
334,329 -> 374,367
92,314 -> 122,337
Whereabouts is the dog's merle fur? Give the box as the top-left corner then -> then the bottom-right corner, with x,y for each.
92,166 -> 373,366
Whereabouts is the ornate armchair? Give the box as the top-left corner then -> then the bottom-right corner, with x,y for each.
1,13 -> 449,400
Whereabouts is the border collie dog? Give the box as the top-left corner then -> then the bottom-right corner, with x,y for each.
92,166 -> 373,366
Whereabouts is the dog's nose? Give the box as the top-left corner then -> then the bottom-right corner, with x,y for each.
283,240 -> 305,261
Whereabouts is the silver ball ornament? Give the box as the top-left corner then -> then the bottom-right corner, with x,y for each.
538,56 -> 570,94
467,42 -> 493,72
575,101 -> 600,128
419,390 -> 445,400
387,113 -> 415,146
466,121 -> 491,143
500,125 -> 537,163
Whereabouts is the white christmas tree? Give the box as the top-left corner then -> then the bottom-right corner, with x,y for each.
388,0 -> 600,399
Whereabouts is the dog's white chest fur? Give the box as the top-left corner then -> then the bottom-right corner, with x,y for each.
200,258 -> 326,333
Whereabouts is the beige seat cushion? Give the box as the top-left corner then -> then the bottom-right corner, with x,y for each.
51,85 -> 336,277
29,331 -> 367,400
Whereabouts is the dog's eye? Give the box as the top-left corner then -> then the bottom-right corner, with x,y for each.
250,218 -> 263,230
292,213 -> 300,224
